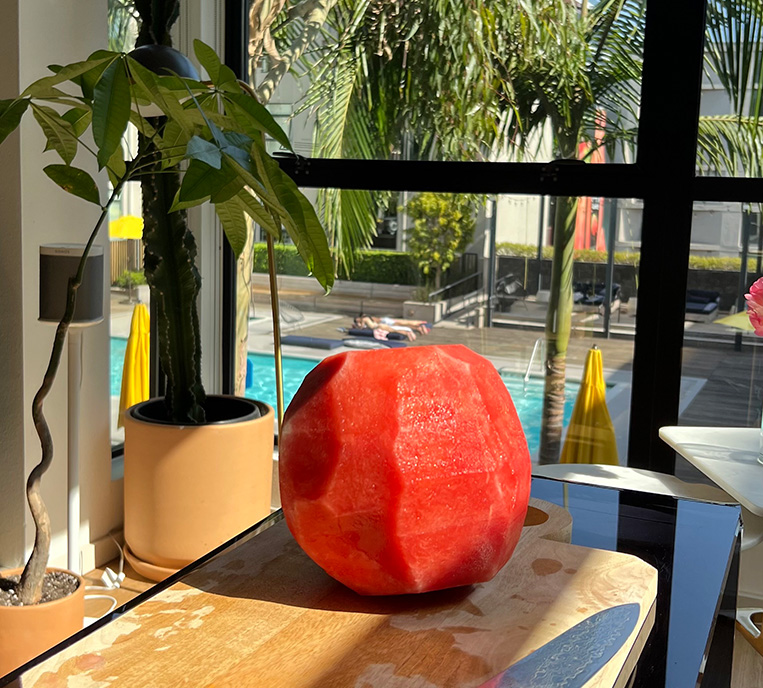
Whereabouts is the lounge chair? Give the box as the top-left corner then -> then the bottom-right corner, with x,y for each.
343,338 -> 407,349
573,281 -> 621,308
685,289 -> 720,322
495,275 -> 528,312
347,327 -> 407,341
281,335 -> 345,349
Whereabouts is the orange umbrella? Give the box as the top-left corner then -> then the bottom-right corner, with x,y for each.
118,303 -> 150,428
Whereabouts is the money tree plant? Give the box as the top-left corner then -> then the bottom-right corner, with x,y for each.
0,40 -> 333,605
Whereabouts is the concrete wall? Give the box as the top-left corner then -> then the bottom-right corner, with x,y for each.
0,0 -> 120,572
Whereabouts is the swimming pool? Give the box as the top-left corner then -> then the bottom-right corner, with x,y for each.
111,337 -> 128,397
110,339 -> 578,455
243,352 -> 578,455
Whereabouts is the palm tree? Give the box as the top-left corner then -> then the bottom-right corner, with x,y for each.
487,0 -> 644,463
279,0 -> 643,461
252,0 -> 763,460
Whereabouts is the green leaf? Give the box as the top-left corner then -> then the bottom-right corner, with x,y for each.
192,40 -> 238,92
32,105 -> 78,165
236,189 -> 281,238
158,119 -> 190,169
22,55 -> 117,97
178,159 -> 237,205
128,111 -> 157,139
0,99 -> 29,145
210,160 -> 245,203
43,164 -> 100,205
106,145 -> 127,187
92,59 -> 131,169
126,57 -> 193,131
216,65 -> 241,94
224,93 -> 293,152
185,135 -> 222,169
247,143 -> 333,292
169,188 -> 210,212
61,107 -> 92,137
193,39 -> 222,83
214,196 -> 249,257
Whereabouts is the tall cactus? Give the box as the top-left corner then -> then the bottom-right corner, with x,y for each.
140,152 -> 206,422
135,0 -> 205,422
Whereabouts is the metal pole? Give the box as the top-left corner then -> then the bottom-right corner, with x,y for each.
603,198 -> 618,338
537,196 -> 547,292
736,209 -> 751,352
67,328 -> 82,573
486,198 -> 497,327
266,234 -> 285,430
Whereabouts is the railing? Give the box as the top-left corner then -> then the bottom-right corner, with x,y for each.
524,337 -> 545,389
427,270 -> 484,319
109,239 -> 143,285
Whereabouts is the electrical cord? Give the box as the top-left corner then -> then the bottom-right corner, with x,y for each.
82,531 -> 125,625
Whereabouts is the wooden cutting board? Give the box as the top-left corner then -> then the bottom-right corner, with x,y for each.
20,500 -> 657,688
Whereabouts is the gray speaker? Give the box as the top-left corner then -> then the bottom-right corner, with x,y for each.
39,244 -> 104,325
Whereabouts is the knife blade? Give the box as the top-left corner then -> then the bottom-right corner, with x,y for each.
476,603 -> 640,688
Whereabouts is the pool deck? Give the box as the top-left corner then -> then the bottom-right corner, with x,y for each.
110,291 -> 763,480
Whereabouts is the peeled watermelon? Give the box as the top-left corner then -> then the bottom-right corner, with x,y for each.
278,344 -> 531,595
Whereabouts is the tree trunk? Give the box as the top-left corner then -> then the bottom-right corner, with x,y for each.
538,195 -> 578,465
234,224 -> 255,396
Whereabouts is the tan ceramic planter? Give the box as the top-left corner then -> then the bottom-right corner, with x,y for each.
123,396 -> 274,578
0,567 -> 85,677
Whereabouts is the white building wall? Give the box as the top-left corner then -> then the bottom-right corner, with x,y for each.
0,0 -> 118,572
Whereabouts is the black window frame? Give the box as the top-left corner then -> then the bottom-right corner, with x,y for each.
223,0 -> 760,473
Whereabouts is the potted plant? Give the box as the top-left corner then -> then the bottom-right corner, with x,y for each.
0,26 -> 332,674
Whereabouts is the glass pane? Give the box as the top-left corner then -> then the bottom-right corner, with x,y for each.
108,0 -> 138,52
248,190 -> 640,467
247,1 -> 644,164
679,201 -> 761,475
109,180 -> 146,447
698,3 -> 763,178
108,0 -> 141,447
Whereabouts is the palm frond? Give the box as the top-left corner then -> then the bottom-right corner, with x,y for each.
697,114 -> 763,177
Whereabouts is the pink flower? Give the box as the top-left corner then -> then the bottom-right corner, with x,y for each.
745,277 -> 763,336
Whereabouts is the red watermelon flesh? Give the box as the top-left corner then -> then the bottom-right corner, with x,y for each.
278,344 -> 531,596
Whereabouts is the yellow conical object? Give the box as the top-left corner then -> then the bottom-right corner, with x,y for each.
560,346 -> 618,464
118,303 -> 150,428
109,215 -> 144,240
715,310 -> 754,331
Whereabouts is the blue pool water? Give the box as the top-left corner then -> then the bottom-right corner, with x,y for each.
110,339 -> 578,454
243,352 -> 578,455
111,337 -> 128,397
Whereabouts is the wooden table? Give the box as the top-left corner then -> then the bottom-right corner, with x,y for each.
2,478 -> 741,688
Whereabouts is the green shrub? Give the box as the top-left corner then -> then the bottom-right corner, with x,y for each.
340,250 -> 420,284
115,269 -> 146,288
496,242 -> 755,271
252,243 -> 311,277
253,243 -> 421,284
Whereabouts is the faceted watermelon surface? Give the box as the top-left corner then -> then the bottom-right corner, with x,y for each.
278,344 -> 531,596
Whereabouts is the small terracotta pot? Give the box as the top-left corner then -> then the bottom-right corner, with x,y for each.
123,396 -> 274,578
0,567 -> 85,677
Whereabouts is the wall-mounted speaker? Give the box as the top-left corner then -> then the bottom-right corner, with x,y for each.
39,244 -> 104,325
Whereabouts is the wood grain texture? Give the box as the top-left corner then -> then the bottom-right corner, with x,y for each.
20,501 -> 656,688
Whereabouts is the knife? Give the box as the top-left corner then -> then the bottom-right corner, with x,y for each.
476,603 -> 640,688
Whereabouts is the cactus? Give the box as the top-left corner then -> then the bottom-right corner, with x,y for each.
141,153 -> 206,422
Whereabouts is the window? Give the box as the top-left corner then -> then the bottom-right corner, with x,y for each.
108,1 -> 142,450
226,1 -> 763,473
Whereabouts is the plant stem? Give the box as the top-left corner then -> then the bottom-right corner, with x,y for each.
266,233 -> 284,429
18,178 -> 128,604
